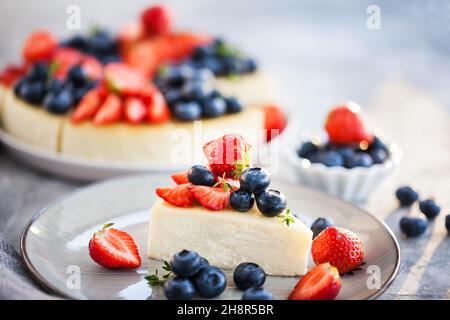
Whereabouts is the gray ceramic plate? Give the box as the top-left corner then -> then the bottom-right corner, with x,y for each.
21,174 -> 400,300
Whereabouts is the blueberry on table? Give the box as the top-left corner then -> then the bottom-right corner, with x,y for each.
239,167 -> 271,194
163,277 -> 196,300
28,62 -> 48,81
311,217 -> 334,239
170,250 -> 203,277
242,287 -> 273,300
446,215 -> 450,233
309,150 -> 344,167
297,141 -> 319,159
399,217 -> 427,237
19,81 -> 46,105
419,199 -> 441,219
187,165 -> 216,186
192,265 -> 227,298
395,186 -> 419,206
225,96 -> 242,114
344,151 -> 373,168
173,102 -> 202,121
256,189 -> 287,217
67,64 -> 88,87
230,189 -> 255,212
233,262 -> 266,290
43,89 -> 75,114
201,96 -> 226,118
369,147 -> 388,164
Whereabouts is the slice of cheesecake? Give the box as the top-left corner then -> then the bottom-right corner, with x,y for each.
148,199 -> 312,276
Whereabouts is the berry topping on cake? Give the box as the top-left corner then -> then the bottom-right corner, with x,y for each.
93,93 -> 122,125
141,5 -> 172,36
88,223 -> 141,269
255,189 -> 287,217
230,189 -> 254,212
104,62 -> 146,95
171,170 -> 189,185
311,227 -> 364,274
203,133 -> 251,179
71,88 -> 102,123
188,185 -> 231,211
187,165 -> 216,187
156,183 -> 195,208
124,96 -> 147,124
0,64 -> 25,86
22,30 -> 58,63
288,263 -> 341,300
239,167 -> 270,194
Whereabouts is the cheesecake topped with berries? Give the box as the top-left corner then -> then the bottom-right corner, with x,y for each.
148,134 -> 313,276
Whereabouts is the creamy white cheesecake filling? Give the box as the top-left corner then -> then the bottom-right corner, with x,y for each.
148,199 -> 312,276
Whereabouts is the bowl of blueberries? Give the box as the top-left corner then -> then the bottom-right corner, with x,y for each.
285,103 -> 402,203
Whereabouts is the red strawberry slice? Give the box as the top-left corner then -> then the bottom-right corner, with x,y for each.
22,30 -> 57,63
104,62 -> 147,96
124,97 -> 147,124
0,64 -> 26,86
71,88 -> 103,124
203,134 -> 251,179
89,223 -> 141,269
264,105 -> 287,142
51,47 -> 84,78
311,227 -> 365,274
171,170 -> 189,185
81,56 -> 103,80
188,185 -> 231,211
288,263 -> 341,300
147,90 -> 170,123
325,103 -> 373,145
123,39 -> 164,76
93,93 -> 123,125
141,5 -> 172,36
156,183 -> 195,207
118,21 -> 145,49
167,32 -> 213,61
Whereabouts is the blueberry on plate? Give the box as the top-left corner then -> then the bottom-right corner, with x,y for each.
395,186 -> 419,206
239,167 -> 271,194
256,189 -> 287,217
172,102 -> 202,121
399,217 -> 427,237
43,89 -> 75,114
225,96 -> 242,114
202,97 -> 226,118
446,215 -> 450,233
163,277 -> 195,300
230,189 -> 254,212
242,287 -> 273,300
369,147 -> 388,164
192,265 -> 227,298
419,199 -> 441,219
233,262 -> 266,290
297,141 -> 319,159
19,81 -> 46,105
310,217 -> 333,239
309,151 -> 344,167
344,151 -> 373,168
28,62 -> 48,82
170,250 -> 203,277
187,165 -> 215,186
67,65 -> 88,87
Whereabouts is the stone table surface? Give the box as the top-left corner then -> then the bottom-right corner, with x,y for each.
0,0 -> 449,300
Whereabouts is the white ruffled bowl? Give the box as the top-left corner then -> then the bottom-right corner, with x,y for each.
285,136 -> 402,204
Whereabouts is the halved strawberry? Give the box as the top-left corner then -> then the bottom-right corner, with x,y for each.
124,96 -> 147,124
22,30 -> 57,63
264,104 -> 287,142
51,47 -> 84,78
123,39 -> 163,76
0,64 -> 26,86
81,56 -> 103,80
71,88 -> 103,123
167,32 -> 213,61
147,91 -> 170,123
141,5 -> 172,36
203,134 -> 251,179
188,185 -> 231,211
156,183 -> 194,207
93,93 -> 123,125
104,62 -> 147,95
171,170 -> 189,185
89,223 -> 141,269
118,21 -> 145,49
288,263 -> 341,300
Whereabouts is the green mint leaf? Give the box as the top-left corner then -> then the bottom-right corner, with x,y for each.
102,223 -> 114,230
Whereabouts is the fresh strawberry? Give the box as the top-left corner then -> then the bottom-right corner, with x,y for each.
122,39 -> 161,76
89,223 -> 141,269
215,176 -> 240,191
147,90 -> 170,123
93,93 -> 123,125
104,62 -> 147,95
167,32 -> 212,61
156,183 -> 195,207
51,47 -> 84,78
141,5 -> 172,36
22,30 -> 57,63
81,56 -> 103,80
203,134 -> 251,179
71,88 -> 103,123
325,103 -> 373,145
188,185 -> 231,211
124,97 -> 147,124
0,64 -> 26,86
171,170 -> 189,185
288,263 -> 341,300
264,105 -> 287,142
311,227 -> 365,274
118,21 -> 145,49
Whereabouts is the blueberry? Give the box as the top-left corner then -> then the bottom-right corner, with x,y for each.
19,81 -> 46,105
202,57 -> 226,75
192,46 -> 214,60
192,265 -> 227,298
13,77 -> 27,96
62,34 -> 87,51
164,89 -> 183,107
28,63 -> 48,81
182,81 -> 212,100
170,250 -> 203,277
297,141 -> 319,159
73,82 -> 97,104
67,65 -> 88,87
202,97 -> 226,118
163,277 -> 195,300
370,136 -> 387,151
309,150 -> 344,167
225,96 -> 242,114
192,68 -> 214,83
325,143 -> 355,158
344,152 -> 373,168
173,102 -> 202,121
244,58 -> 258,73
198,257 -> 210,270
446,215 -> 450,233
88,30 -> 117,55
311,217 -> 334,239
369,147 -> 388,164
395,186 -> 419,206
164,65 -> 194,86
47,79 -> 65,93
256,189 -> 287,217
399,217 -> 427,237
239,167 -> 270,194
43,89 -> 75,114
187,165 -> 215,186
230,189 -> 254,212
419,199 -> 441,219
233,262 -> 266,290
242,287 -> 273,300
